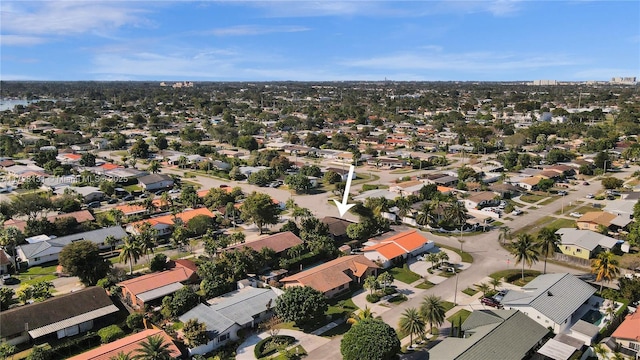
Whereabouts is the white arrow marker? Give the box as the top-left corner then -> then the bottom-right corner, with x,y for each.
333,165 -> 356,218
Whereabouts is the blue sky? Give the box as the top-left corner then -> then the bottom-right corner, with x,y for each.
1,1 -> 638,81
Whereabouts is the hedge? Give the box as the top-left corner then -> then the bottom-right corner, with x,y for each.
254,335 -> 295,358
97,325 -> 125,343
366,294 -> 380,303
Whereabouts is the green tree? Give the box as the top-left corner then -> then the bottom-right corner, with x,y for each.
275,286 -> 328,326
137,222 -> 158,264
135,334 -> 173,360
237,135 -> 258,151
59,240 -> 111,285
285,174 -> 312,193
0,342 -> 16,360
119,236 -> 143,275
398,307 -> 425,347
489,277 -> 502,291
80,152 -> 97,167
536,227 -> 560,274
109,352 -> 132,360
182,318 -> 208,347
26,346 -> 52,360
340,318 -> 400,360
126,313 -> 145,330
476,282 -> 490,297
180,185 -> 200,208
323,170 -> 342,184
590,250 -> 620,292
0,287 -> 15,311
22,175 -> 42,191
420,295 -> 446,334
509,234 -> 540,281
155,135 -> 168,151
161,286 -> 200,318
347,306 -> 375,325
240,192 -> 281,234
148,160 -> 161,174
149,253 -> 168,272
601,177 -> 623,189
130,138 -> 150,159
363,275 -> 379,295
0,226 -> 25,258
537,178 -> 555,192
377,272 -> 394,291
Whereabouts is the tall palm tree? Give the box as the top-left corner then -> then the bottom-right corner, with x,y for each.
476,282 -> 490,297
137,223 -> 158,264
489,277 -> 502,291
420,295 -> 446,334
134,334 -> 172,360
498,226 -> 511,245
437,251 -> 450,268
105,235 -> 119,252
415,202 -> 434,227
395,197 -> 412,219
148,160 -> 161,174
363,276 -> 379,295
398,307 -> 425,347
119,236 -> 143,275
536,227 -> 560,274
445,200 -> 468,228
426,253 -> 439,271
347,306 -> 375,325
110,352 -> 133,360
590,250 -> 620,292
109,209 -> 124,226
509,233 -> 540,281
592,343 -> 607,360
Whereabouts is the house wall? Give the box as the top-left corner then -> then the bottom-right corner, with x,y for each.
142,180 -> 174,191
615,339 -> 640,355
188,324 -> 241,356
409,242 -> 435,256
503,305 -> 568,333
560,244 -> 591,260
1,332 -> 29,346
24,252 -> 59,267
577,222 -> 600,232
324,283 -> 351,299
362,252 -> 392,269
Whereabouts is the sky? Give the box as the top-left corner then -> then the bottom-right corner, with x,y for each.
1,1 -> 639,82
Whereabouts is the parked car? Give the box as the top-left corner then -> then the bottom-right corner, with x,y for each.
168,188 -> 181,194
570,212 -> 582,218
107,198 -> 118,204
87,201 -> 101,209
1,275 -> 19,285
123,194 -> 135,201
481,297 -> 503,308
154,189 -> 168,196
139,193 -> 149,199
585,194 -> 594,199
557,190 -> 568,196
511,209 -> 523,216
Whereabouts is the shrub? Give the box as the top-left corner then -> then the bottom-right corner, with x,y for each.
97,325 -> 124,343
254,335 -> 295,358
126,313 -> 144,330
383,287 -> 397,296
366,294 -> 380,303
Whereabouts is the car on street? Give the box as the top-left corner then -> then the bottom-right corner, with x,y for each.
586,194 -> 594,199
139,193 -> 149,199
570,212 -> 582,218
511,209 -> 523,216
123,194 -> 135,201
557,190 -> 568,196
1,276 -> 19,285
87,201 -> 101,209
481,297 -> 503,308
107,198 -> 118,204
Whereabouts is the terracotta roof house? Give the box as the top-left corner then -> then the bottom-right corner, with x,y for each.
464,191 -> 499,209
114,203 -> 148,217
322,216 -> 356,239
126,208 -> 215,236
576,211 -> 617,232
0,248 -> 14,274
280,255 -> 379,298
517,176 -> 543,191
0,287 -> 118,346
361,230 -> 434,268
118,259 -> 198,309
227,231 -> 303,255
68,328 -> 181,360
3,209 -> 95,232
611,310 -> 640,358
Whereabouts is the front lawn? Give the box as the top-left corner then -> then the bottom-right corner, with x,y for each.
415,281 -> 435,290
441,301 -> 455,312
520,194 -> 546,203
547,218 -> 576,230
489,269 -> 541,286
388,267 -> 421,284
462,288 -> 478,296
435,243 -> 474,263
447,309 -> 471,324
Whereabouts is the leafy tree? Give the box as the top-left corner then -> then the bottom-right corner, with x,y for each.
590,250 -> 620,292
0,287 -> 15,311
130,138 -> 150,159
299,165 -> 321,177
119,236 -> 143,275
12,193 -> 52,221
247,169 -> 277,187
182,318 -> 209,347
285,174 -> 312,193
323,170 -> 342,184
149,253 -> 168,272
186,215 -> 214,237
109,351 -> 132,360
80,152 -> 96,167
240,192 -> 281,234
509,234 -> 540,281
420,295 -> 446,333
180,185 -> 200,208
601,177 -> 623,190
126,313 -> 144,330
0,342 -> 16,360
537,178 -> 555,192
98,324 -> 125,343
536,227 -> 560,274
398,307 -> 425,347
17,285 -> 33,304
26,346 -> 52,360
618,277 -> 640,304
0,226 -> 25,257
340,318 -> 400,360
275,286 -> 328,326
22,175 -> 42,191
237,135 -> 258,151
148,160 -> 161,174
135,334 -> 173,360
377,272 -> 394,291
31,279 -> 53,301
59,240 -> 111,285
155,135 -> 168,151
161,286 -> 200,318
363,276 -> 379,295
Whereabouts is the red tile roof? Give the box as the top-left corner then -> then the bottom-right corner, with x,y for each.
4,210 -> 95,232
227,231 -> 303,254
363,242 -> 406,261
281,255 -> 379,293
612,310 -> 640,342
67,328 -> 181,360
128,208 -> 214,230
117,260 -> 197,296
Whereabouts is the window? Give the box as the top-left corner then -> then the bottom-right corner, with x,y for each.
219,333 -> 229,342
34,257 -> 40,262
576,249 -> 581,253
338,284 -> 345,290
630,343 -> 640,351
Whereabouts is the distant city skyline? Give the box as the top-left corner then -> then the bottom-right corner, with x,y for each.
1,1 -> 638,82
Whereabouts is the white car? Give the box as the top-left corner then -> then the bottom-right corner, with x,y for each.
586,194 -> 594,199
570,212 -> 582,218
511,209 -> 523,216
168,189 -> 181,194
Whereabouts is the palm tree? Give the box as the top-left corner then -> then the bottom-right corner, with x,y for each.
611,352 -> 625,360
437,251 -> 450,268
415,202 -> 434,227
498,226 -> 511,245
420,295 -> 446,335
363,275 -> 379,295
347,306 -> 375,325
476,282 -> 490,297
536,227 -> 560,274
109,208 -> 124,226
593,343 -> 607,360
148,160 -> 161,174
591,250 -> 620,292
134,334 -> 172,360
137,223 -> 158,264
105,235 -> 119,252
110,352 -> 133,360
119,236 -> 143,275
395,197 -> 412,219
489,277 -> 502,291
509,233 -> 540,281
445,200 -> 468,228
377,272 -> 394,292
426,253 -> 439,271
398,307 -> 425,347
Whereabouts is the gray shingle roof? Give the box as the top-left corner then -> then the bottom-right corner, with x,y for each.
208,287 -> 281,326
501,273 -> 596,324
179,304 -> 236,336
428,310 -> 548,360
17,226 -> 127,258
555,228 -> 617,251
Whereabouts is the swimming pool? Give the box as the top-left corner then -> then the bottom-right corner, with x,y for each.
581,309 -> 604,326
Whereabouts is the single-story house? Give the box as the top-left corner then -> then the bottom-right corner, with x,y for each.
16,226 -> 127,267
126,208 -> 215,236
361,230 -> 434,269
0,249 -> 14,274
137,173 -> 174,191
114,203 -> 149,217
54,186 -> 104,203
428,309 -> 548,360
501,273 -> 598,333
280,255 -> 379,298
322,216 -> 356,239
555,228 -> 619,260
611,310 -> 640,359
3,210 -> 95,233
464,191 -> 500,209
118,259 -> 198,309
226,231 -> 303,255
576,212 -> 617,232
179,287 -> 282,356
517,176 -> 543,191
0,287 -> 118,346
68,328 -> 181,360
390,180 -> 426,197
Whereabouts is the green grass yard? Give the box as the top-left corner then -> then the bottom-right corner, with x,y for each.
415,281 -> 435,290
388,267 -> 421,284
447,309 -> 471,324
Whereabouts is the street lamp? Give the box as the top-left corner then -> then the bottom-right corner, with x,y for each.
453,226 -> 465,306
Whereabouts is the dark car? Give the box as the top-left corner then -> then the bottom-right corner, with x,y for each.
123,194 -> 135,201
154,189 -> 168,196
481,297 -> 502,308
1,276 -> 20,285
139,193 -> 149,199
107,198 -> 118,204
87,201 -> 101,209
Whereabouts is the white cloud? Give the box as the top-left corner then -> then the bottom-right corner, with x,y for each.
0,34 -> 46,46
208,25 -> 310,36
0,1 -> 149,36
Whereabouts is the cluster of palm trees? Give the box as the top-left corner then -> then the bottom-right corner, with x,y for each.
415,198 -> 469,230
118,222 -> 159,275
424,252 -> 450,271
108,335 -> 174,360
398,295 -> 448,347
508,227 -> 620,291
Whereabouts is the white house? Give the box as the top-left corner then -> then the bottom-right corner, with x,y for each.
137,174 -> 174,191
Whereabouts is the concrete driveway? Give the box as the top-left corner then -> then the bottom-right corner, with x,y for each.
236,329 -> 330,360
